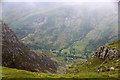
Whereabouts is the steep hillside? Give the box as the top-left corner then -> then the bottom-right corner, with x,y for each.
1,21 -> 58,73
66,40 -> 120,78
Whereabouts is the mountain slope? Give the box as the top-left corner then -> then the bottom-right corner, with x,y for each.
1,21 -> 58,73
3,3 -> 118,63
66,40 -> 120,78
1,40 -> 120,78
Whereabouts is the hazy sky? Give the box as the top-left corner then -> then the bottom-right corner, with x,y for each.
2,0 -> 119,2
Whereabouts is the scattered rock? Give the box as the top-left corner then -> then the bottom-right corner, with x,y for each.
109,67 -> 115,71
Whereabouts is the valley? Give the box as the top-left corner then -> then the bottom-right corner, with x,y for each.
1,40 -> 120,78
1,2 -> 119,79
3,2 -> 118,63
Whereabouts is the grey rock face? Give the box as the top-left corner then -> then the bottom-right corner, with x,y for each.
93,46 -> 119,59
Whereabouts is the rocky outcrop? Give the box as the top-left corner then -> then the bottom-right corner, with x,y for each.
92,43 -> 120,72
66,40 -> 120,74
1,21 -> 58,73
93,46 -> 120,59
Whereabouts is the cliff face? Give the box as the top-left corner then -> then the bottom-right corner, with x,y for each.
1,21 -> 58,73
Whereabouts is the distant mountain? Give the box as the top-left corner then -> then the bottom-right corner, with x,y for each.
2,21 -> 58,73
3,2 -> 118,62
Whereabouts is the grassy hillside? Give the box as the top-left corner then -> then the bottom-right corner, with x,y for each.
1,66 -> 117,78
107,40 -> 120,50
66,40 -> 120,78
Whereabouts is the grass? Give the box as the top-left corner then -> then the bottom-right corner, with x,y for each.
107,40 -> 120,50
1,66 -> 119,79
66,58 -> 119,78
1,66 -> 74,78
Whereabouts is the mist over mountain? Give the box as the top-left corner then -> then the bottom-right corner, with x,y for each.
3,2 -> 118,62
1,2 -> 120,78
